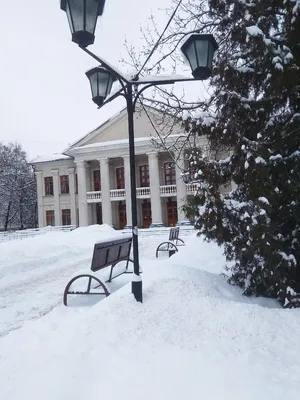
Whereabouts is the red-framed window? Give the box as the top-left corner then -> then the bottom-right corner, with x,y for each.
44,177 -> 53,196
116,167 -> 125,189
60,175 -> 69,194
46,210 -> 55,226
164,162 -> 176,185
139,165 -> 150,187
62,209 -> 71,226
93,170 -> 101,191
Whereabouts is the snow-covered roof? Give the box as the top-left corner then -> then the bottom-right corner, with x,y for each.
30,153 -> 72,164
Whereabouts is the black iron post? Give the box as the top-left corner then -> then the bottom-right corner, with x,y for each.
126,84 -> 142,303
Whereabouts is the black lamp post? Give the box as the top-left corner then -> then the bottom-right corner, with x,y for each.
61,4 -> 217,303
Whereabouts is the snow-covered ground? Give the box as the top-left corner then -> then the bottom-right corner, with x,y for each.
0,225 -> 299,399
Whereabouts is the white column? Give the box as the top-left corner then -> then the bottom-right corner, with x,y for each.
147,152 -> 164,227
51,169 -> 60,226
67,167 -> 77,226
75,161 -> 89,227
123,155 -> 132,227
35,171 -> 44,228
98,158 -> 112,226
175,156 -> 188,224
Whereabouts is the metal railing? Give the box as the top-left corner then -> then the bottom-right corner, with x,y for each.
0,225 -> 76,243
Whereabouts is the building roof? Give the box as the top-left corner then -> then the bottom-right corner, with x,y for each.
30,153 -> 72,164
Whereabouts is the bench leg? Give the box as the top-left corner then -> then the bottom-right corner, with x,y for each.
107,265 -> 114,283
169,250 -> 176,257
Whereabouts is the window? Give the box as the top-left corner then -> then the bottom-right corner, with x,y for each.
116,167 -> 125,189
62,209 -> 71,226
75,174 -> 78,194
93,170 -> 101,191
139,165 -> 150,187
164,162 -> 176,185
60,175 -> 69,194
46,210 -> 55,226
44,177 -> 53,196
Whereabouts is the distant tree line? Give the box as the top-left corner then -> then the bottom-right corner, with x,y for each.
0,142 -> 37,231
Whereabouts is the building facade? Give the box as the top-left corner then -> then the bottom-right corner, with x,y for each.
32,107 -> 204,230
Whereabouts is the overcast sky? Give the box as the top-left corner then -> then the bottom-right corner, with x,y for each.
0,0 -> 205,159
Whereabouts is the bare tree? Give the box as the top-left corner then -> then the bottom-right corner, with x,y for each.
0,143 -> 37,231
121,0 -> 224,176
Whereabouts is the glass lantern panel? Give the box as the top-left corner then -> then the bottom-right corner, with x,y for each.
85,0 -> 100,34
185,42 -> 197,71
66,2 -> 75,33
97,73 -> 111,97
106,75 -> 114,96
195,40 -> 209,67
89,72 -> 99,98
68,0 -> 84,32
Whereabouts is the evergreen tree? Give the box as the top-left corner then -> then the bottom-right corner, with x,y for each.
124,0 -> 300,306
183,0 -> 300,307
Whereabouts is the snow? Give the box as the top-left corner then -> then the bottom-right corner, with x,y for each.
246,25 -> 264,37
258,196 -> 269,205
270,154 -> 282,161
30,153 -> 71,163
194,110 -> 216,126
0,225 -> 300,399
255,156 -> 266,164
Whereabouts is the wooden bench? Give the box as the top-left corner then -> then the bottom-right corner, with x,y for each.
155,227 -> 185,258
63,236 -> 134,306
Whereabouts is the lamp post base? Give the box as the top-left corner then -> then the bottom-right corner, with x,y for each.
132,281 -> 143,303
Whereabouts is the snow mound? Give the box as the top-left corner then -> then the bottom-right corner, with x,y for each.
0,262 -> 300,400
0,227 -> 299,399
0,224 -> 119,279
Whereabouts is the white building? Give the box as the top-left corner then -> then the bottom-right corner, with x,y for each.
31,106 -> 203,230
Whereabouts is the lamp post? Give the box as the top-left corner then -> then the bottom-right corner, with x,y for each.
60,0 -> 217,303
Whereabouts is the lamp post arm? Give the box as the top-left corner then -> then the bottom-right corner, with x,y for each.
132,77 -> 199,110
79,46 -> 129,90
132,77 -> 196,86
99,86 -> 127,109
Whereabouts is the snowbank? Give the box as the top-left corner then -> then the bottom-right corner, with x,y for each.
0,225 -> 124,336
0,226 -> 299,399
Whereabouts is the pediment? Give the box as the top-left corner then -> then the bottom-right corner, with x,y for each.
66,105 -> 184,152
